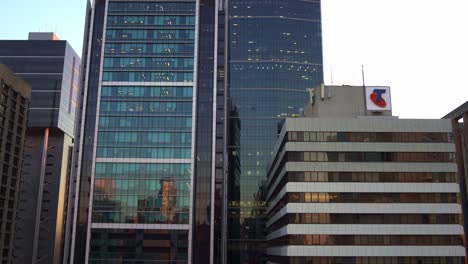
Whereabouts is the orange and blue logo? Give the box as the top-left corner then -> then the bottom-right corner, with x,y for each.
370,89 -> 387,108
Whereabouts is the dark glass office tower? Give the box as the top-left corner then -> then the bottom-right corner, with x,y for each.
0,34 -> 80,264
193,0 -> 227,263
226,0 -> 323,262
68,1 -> 225,263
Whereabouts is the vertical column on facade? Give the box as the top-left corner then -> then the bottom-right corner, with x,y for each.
193,0 -> 217,262
31,128 -> 50,263
69,0 -> 109,263
452,118 -> 468,259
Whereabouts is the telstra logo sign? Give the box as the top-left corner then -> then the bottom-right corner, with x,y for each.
365,86 -> 392,111
370,89 -> 387,108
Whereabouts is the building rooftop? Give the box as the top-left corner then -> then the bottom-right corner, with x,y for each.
28,32 -> 60,41
443,101 -> 468,120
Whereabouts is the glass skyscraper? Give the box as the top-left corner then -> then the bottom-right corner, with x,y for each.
68,0 -> 322,263
227,0 -> 323,262
70,1 -> 195,263
67,0 -> 225,263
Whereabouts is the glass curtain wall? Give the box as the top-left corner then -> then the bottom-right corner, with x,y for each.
74,1 -> 197,263
227,0 -> 323,262
71,1 -> 106,262
192,0 -> 226,262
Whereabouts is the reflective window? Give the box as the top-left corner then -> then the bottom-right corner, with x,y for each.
287,192 -> 458,203
99,101 -> 192,114
101,86 -> 193,98
102,71 -> 193,82
269,256 -> 464,264
105,43 -> 194,56
287,131 -> 453,143
287,151 -> 455,163
96,147 -> 191,159
99,116 -> 192,130
268,213 -> 461,232
267,171 -> 457,198
107,15 -> 195,26
92,163 -> 191,224
106,29 -> 195,40
103,57 -> 194,70
271,235 -> 463,246
89,229 -> 189,262
108,2 -> 195,13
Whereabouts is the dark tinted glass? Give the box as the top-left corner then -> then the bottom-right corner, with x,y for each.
227,0 -> 323,262
89,229 -> 189,263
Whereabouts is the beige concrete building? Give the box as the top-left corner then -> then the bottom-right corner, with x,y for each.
265,85 -> 466,264
305,85 -> 393,118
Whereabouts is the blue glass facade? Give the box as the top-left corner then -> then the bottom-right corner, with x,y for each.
226,0 -> 323,262
71,1 -> 198,263
91,0 -> 196,259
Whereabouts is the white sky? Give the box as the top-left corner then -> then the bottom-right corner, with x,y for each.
322,0 -> 468,118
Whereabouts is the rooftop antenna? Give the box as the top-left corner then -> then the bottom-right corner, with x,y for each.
306,87 -> 315,105
361,64 -> 366,87
361,64 -> 368,111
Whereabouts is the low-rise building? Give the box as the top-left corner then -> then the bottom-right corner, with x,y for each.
265,85 -> 466,264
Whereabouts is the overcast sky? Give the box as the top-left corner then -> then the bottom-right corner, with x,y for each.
1,0 -> 467,118
322,0 -> 468,118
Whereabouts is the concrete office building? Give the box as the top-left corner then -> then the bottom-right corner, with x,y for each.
444,101 -> 468,257
0,33 -> 80,264
0,64 -> 31,264
265,85 -> 466,263
67,1 -> 226,263
304,85 -> 392,118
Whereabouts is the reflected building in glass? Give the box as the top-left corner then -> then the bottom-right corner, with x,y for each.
226,0 -> 323,262
67,0 -> 226,263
